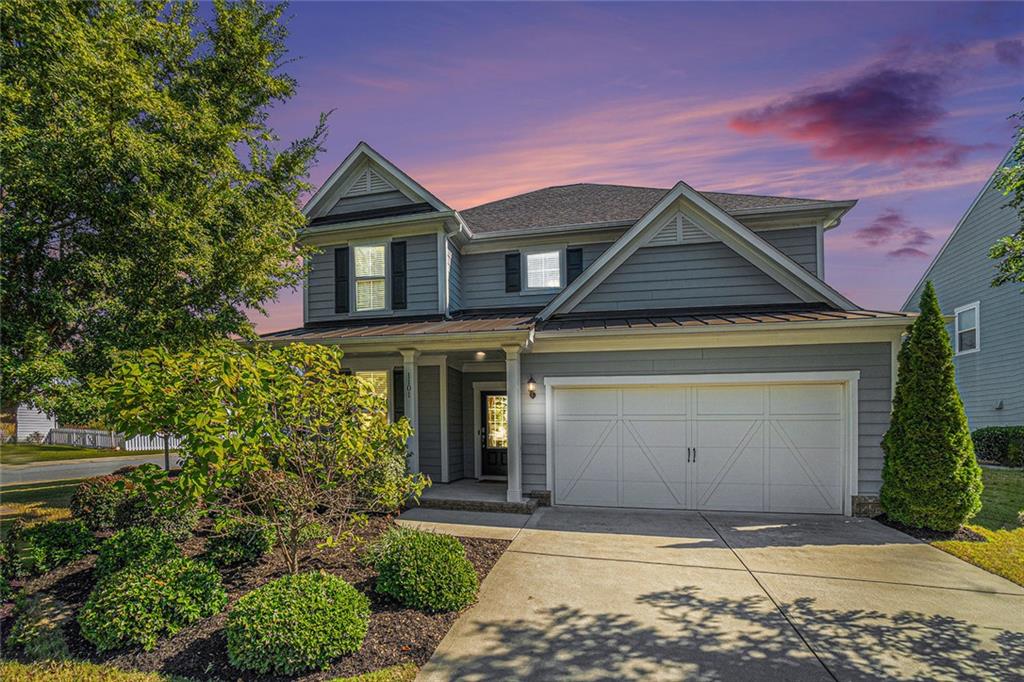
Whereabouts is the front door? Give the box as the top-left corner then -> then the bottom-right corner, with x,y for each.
480,391 -> 508,478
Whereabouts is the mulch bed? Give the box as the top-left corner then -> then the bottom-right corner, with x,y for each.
874,514 -> 987,543
1,515 -> 509,681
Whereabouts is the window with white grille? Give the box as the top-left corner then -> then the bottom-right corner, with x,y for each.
356,371 -> 389,399
954,302 -> 979,354
354,244 -> 386,311
525,250 -> 562,290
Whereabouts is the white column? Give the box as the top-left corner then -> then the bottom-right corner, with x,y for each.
400,349 -> 420,473
502,344 -> 523,503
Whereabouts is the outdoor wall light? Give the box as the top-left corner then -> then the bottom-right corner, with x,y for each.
527,376 -> 537,399
474,351 -> 486,360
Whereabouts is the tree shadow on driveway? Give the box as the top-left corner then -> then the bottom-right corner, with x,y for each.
424,586 -> 1024,681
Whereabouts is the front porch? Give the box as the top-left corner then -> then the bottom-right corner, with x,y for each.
416,479 -> 538,514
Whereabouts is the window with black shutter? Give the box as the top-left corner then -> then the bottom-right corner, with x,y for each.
391,241 -> 407,309
334,247 -> 350,313
566,247 -> 584,284
504,252 -> 521,292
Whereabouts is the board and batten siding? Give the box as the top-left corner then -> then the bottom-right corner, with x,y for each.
306,233 -> 438,322
904,169 -> 1024,428
417,366 -> 442,481
459,243 -> 610,309
573,240 -> 802,313
447,367 -> 465,480
520,342 -> 892,497
760,226 -> 819,276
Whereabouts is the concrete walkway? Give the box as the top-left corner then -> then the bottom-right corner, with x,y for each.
0,453 -> 174,484
410,507 -> 1024,681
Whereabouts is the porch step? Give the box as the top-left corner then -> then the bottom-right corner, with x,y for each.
410,495 -> 538,515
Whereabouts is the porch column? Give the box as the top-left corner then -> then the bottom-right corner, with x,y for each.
502,344 -> 523,503
400,349 -> 420,473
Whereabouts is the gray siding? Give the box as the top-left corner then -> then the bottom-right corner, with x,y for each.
574,241 -> 802,313
761,226 -> 818,276
447,239 -> 464,312
327,190 -> 414,217
521,343 -> 892,496
460,243 -> 610,310
307,233 -> 439,322
447,367 -> 464,481
904,172 -> 1024,428
418,366 -> 442,481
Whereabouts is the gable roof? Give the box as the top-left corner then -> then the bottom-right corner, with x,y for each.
538,181 -> 857,320
901,149 -> 1014,310
460,183 -> 851,234
302,141 -> 452,219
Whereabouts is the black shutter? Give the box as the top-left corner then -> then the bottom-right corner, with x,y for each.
391,241 -> 407,310
393,368 -> 404,418
566,247 -> 584,284
334,247 -> 349,314
504,252 -> 521,293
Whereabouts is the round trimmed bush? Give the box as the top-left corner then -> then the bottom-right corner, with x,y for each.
367,527 -> 478,612
226,571 -> 370,675
113,468 -> 202,541
205,518 -> 274,567
70,475 -> 130,531
10,520 -> 95,576
94,528 -> 182,580
78,558 -> 227,652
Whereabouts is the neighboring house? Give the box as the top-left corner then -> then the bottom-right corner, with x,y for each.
12,404 -> 59,442
263,142 -> 914,516
903,153 -> 1023,429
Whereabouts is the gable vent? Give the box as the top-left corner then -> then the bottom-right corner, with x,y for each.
647,213 -> 712,247
344,167 -> 395,197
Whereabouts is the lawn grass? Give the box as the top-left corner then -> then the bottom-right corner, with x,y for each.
329,663 -> 419,682
0,443 -> 163,465
0,661 -> 188,681
0,478 -> 81,535
931,465 -> 1024,587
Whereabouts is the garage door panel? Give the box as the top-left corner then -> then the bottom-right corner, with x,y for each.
697,483 -> 764,512
557,478 -> 619,507
555,388 -> 617,416
769,384 -> 842,415
768,484 -> 842,513
621,387 -> 687,416
770,448 -> 843,487
696,386 -> 763,415
622,481 -> 685,509
770,419 -> 843,450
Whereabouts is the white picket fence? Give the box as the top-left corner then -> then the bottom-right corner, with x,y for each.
46,427 -> 181,452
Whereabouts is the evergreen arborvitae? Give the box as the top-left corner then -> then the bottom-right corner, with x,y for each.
880,281 -> 982,531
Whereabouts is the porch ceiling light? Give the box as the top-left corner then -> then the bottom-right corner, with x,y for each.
527,376 -> 537,399
474,351 -> 486,360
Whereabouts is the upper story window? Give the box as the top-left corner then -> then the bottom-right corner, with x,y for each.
354,244 -> 386,311
954,301 -> 979,355
524,249 -> 563,290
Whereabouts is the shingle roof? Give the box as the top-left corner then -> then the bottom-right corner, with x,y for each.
460,183 -> 840,234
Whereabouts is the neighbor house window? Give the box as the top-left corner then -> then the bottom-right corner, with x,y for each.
525,250 -> 562,290
354,244 -> 386,311
355,370 -> 389,399
954,302 -> 979,354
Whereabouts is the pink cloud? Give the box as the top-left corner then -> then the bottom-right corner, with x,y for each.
852,209 -> 935,259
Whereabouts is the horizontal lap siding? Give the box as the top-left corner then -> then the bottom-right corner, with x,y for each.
573,241 -> 801,312
520,343 -> 892,496
447,367 -> 464,481
447,240 -> 464,312
307,233 -> 438,322
760,227 -> 818,276
418,366 -> 442,481
460,243 -> 610,309
905,175 -> 1024,427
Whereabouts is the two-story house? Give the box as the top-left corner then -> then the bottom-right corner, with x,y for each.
263,142 -> 914,516
903,152 -> 1023,428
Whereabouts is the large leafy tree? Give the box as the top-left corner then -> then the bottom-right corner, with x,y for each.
880,282 -> 982,531
0,0 -> 326,421
990,98 -> 1024,288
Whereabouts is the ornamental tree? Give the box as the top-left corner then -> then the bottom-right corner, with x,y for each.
93,342 -> 427,571
0,0 -> 327,422
880,282 -> 983,531
990,98 -> 1024,288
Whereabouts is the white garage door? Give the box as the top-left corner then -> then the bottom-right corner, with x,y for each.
552,382 -> 846,514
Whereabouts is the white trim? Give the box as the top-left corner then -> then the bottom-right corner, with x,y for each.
537,181 -> 857,320
461,361 -> 506,373
816,221 -> 825,278
953,301 -> 981,355
543,371 -> 860,516
901,149 -> 1012,310
400,349 -> 420,473
438,356 -> 449,482
472,381 -> 507,480
303,142 -> 451,219
521,244 -> 567,294
502,344 -> 524,502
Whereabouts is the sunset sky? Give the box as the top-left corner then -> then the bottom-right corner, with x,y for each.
252,1 -> 1023,333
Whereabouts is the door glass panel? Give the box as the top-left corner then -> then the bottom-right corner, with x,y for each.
486,395 -> 508,449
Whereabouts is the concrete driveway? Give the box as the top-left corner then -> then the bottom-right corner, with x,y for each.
404,506 -> 1024,681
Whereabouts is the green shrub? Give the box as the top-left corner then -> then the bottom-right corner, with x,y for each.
366,527 -> 478,612
881,282 -> 983,531
1,574 -> 12,602
8,593 -> 72,661
205,518 -> 274,567
226,571 -> 370,674
94,528 -> 181,580
70,475 -> 131,531
972,426 -> 1024,467
112,465 -> 202,540
9,521 -> 95,576
78,557 -> 226,652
